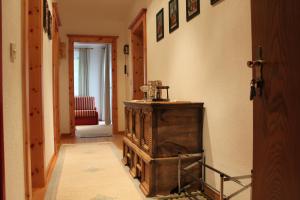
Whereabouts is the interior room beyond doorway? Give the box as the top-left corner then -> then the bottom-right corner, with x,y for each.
74,42 -> 112,138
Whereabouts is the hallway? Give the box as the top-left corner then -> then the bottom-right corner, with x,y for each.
45,138 -> 145,200
35,135 -> 208,200
3,0 -> 300,199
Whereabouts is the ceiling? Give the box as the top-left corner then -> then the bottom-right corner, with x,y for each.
58,0 -> 136,23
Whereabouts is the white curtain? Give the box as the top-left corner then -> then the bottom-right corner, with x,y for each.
100,44 -> 112,125
78,48 -> 90,96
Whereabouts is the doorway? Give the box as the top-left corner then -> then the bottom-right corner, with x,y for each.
130,9 -> 147,100
68,35 -> 118,136
73,42 -> 113,138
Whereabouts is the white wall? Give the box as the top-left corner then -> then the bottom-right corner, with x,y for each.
2,0 -> 26,199
43,0 -> 55,171
130,0 -> 253,199
58,2 -> 129,133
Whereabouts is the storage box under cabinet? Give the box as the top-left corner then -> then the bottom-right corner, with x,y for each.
124,101 -> 204,158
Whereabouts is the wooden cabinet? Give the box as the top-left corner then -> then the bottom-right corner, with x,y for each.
122,101 -> 204,197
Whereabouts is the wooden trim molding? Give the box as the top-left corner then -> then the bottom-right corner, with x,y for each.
203,185 -> 220,200
67,35 -> 119,135
130,9 -> 147,99
129,8 -> 147,29
52,2 -> 61,154
22,0 -> 32,199
46,153 -> 58,183
0,0 -> 5,198
28,0 -> 46,187
52,2 -> 61,27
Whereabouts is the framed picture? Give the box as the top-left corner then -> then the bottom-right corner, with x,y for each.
43,0 -> 47,32
211,0 -> 221,5
47,10 -> 52,40
169,0 -> 179,33
44,3 -> 49,33
156,9 -> 164,42
186,0 -> 200,21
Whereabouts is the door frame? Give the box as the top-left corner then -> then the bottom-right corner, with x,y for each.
129,9 -> 147,99
22,0 -> 32,198
68,35 -> 119,135
52,2 -> 61,154
0,0 -> 5,198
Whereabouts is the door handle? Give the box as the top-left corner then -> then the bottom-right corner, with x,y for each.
247,60 -> 265,68
248,46 -> 265,100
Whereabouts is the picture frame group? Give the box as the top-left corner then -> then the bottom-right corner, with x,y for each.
156,0 -> 201,42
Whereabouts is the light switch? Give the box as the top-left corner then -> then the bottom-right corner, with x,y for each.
10,43 -> 17,63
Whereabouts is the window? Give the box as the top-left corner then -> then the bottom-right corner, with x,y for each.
74,49 -> 80,96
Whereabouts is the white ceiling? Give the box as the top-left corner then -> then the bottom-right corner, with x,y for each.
58,0 -> 136,23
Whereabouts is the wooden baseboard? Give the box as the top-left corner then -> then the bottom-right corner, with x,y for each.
203,184 -> 220,200
117,131 -> 125,135
46,153 -> 58,184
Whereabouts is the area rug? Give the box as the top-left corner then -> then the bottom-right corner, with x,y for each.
45,143 -> 147,200
75,125 -> 112,138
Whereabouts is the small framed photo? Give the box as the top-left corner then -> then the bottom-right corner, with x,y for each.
47,10 -> 52,40
44,3 -> 49,33
169,0 -> 179,33
156,8 -> 164,42
211,0 -> 220,5
43,0 -> 47,32
186,0 -> 200,22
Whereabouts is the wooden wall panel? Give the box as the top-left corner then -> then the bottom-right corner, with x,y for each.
28,0 -> 45,187
68,35 -> 119,135
0,0 -> 5,198
22,0 -> 32,198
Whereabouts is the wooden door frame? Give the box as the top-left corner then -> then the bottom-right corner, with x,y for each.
68,35 -> 119,135
129,9 -> 147,99
0,0 -> 5,198
52,2 -> 61,154
22,0 -> 33,198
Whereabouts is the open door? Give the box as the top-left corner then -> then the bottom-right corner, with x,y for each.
251,1 -> 300,199
130,9 -> 147,100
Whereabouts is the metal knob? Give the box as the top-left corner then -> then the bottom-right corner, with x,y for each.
247,60 -> 265,68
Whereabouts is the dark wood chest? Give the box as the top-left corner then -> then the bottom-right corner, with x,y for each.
122,101 -> 204,197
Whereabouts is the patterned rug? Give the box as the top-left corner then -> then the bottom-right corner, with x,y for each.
45,143 -> 147,200
45,142 -> 207,200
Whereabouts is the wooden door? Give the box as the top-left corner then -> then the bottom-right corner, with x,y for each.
0,0 -> 5,198
251,1 -> 300,199
130,9 -> 147,100
52,3 -> 60,153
